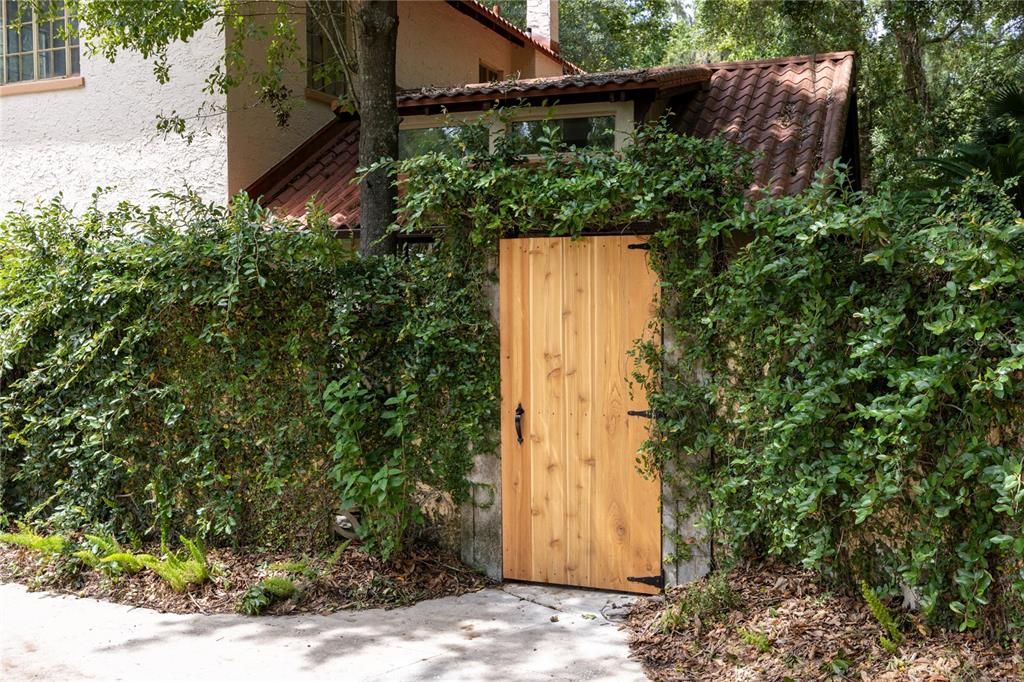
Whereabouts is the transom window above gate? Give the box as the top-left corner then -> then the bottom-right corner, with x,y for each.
507,116 -> 615,153
398,123 -> 490,160
1,0 -> 80,85
399,102 -> 633,159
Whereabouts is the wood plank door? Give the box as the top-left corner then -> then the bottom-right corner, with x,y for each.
500,235 -> 661,594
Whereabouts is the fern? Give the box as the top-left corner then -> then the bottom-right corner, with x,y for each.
179,536 -> 209,582
738,627 -> 773,653
238,577 -> 297,615
325,540 -> 352,568
0,530 -> 66,554
139,554 -> 188,592
861,580 -> 903,649
268,560 -> 311,576
261,576 -> 298,598
73,549 -> 102,568
137,537 -> 211,592
83,533 -> 121,556
100,552 -> 146,574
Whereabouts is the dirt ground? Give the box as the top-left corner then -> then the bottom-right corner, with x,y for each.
0,539 -> 486,615
628,563 -> 1022,681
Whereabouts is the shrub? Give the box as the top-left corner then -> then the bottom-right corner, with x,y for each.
1,191 -> 498,559
642,170 -> 1024,634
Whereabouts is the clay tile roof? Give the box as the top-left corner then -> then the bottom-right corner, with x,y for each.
247,118 -> 362,228
396,63 -> 712,107
249,52 -> 856,228
680,51 -> 855,197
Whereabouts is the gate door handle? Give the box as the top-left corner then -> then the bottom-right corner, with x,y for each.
515,403 -> 524,444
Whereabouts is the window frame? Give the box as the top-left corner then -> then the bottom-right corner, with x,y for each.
305,2 -> 352,101
478,61 -> 503,84
1,0 -> 80,86
399,101 -> 635,156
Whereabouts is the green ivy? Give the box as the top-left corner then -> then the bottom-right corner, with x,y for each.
0,191 -> 497,559
640,170 -> 1024,635
392,120 -> 1023,635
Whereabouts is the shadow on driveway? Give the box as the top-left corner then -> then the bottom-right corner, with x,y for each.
1,582 -> 646,681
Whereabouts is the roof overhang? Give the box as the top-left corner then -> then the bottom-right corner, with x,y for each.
382,65 -> 712,116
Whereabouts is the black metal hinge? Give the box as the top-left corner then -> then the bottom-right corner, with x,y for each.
627,409 -> 653,419
627,242 -> 651,250
627,573 -> 665,589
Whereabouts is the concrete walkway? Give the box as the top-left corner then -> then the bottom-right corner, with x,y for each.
0,582 -> 647,681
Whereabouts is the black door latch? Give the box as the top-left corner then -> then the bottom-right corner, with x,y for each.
515,403 -> 524,444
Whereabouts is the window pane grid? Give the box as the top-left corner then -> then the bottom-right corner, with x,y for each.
1,0 -> 78,86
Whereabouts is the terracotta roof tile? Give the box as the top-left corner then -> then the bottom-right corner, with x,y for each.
250,52 -> 855,227
681,51 -> 855,196
396,64 -> 712,107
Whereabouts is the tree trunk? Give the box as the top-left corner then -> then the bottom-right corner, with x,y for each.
890,11 -> 931,116
355,0 -> 399,256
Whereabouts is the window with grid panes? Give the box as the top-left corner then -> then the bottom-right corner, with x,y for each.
1,0 -> 79,84
306,2 -> 350,98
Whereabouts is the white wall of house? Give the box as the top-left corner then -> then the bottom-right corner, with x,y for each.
0,22 -> 228,216
1,1 -> 565,214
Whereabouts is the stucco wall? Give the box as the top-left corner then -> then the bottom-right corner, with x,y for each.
225,2 -> 335,196
228,0 -> 563,193
0,22 -> 227,215
397,1 -> 517,89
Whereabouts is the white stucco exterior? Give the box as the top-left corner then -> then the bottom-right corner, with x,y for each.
0,22 -> 228,215
1,1 -> 566,216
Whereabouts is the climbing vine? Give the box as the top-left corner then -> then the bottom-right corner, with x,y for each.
5,114 -> 1020,636
639,171 -> 1024,635
0,192 -> 497,559
394,119 -> 1024,635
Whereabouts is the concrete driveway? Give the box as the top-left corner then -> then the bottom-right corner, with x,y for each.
0,582 -> 647,681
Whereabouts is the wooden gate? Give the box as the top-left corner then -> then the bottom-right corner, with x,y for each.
499,235 -> 661,594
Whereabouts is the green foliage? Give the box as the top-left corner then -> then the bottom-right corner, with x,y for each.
322,248 -> 498,560
737,627 -> 773,653
1,189 -> 497,559
137,537 -> 210,593
499,0 -> 677,71
920,70 -> 1024,213
72,533 -> 136,575
393,117 -> 749,243
325,540 -> 351,567
267,560 -> 312,577
641,166 -> 1024,634
99,552 -> 146,575
659,573 -> 738,634
1,192 -> 343,548
671,0 -> 1024,190
0,529 -> 66,554
861,580 -> 904,652
238,576 -> 297,615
